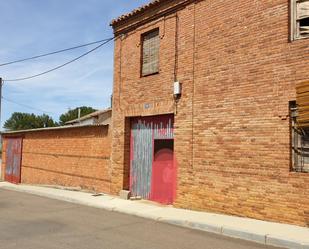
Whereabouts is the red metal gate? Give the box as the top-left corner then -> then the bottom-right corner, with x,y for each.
130,114 -> 176,204
5,137 -> 23,184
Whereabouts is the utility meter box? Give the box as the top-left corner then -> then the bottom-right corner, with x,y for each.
174,81 -> 181,96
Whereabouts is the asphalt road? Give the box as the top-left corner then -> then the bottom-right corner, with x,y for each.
0,189 -> 282,249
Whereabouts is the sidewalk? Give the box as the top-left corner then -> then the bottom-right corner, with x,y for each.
0,182 -> 308,249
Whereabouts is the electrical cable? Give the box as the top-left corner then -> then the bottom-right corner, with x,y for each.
4,37 -> 114,82
0,38 -> 113,67
2,96 -> 58,115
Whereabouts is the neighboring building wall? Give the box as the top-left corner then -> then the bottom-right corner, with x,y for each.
66,110 -> 112,126
111,0 -> 309,226
77,118 -> 96,126
1,126 -> 111,193
97,111 -> 112,126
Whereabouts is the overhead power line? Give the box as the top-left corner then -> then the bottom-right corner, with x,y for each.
2,96 -> 57,115
0,38 -> 113,67
4,37 -> 114,82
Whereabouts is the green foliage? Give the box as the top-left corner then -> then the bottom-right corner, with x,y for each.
3,106 -> 97,131
36,114 -> 58,128
4,112 -> 57,131
59,106 -> 97,125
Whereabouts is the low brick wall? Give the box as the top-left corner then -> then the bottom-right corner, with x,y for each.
2,125 -> 111,193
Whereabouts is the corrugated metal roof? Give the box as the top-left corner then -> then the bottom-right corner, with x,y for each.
110,0 -> 165,26
1,123 -> 108,135
65,108 -> 111,125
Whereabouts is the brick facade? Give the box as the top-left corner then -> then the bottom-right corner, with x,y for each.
2,125 -> 111,193
111,0 -> 309,226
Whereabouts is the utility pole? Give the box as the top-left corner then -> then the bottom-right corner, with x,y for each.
0,78 -> 2,129
78,108 -> 81,124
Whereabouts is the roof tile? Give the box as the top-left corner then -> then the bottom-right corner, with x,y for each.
110,0 -> 165,26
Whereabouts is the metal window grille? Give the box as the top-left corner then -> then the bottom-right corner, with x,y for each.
291,0 -> 309,40
290,102 -> 309,172
141,29 -> 160,76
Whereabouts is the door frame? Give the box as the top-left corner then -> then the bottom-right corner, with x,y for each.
129,114 -> 176,203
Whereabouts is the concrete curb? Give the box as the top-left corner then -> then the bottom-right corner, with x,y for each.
266,235 -> 308,249
1,183 -> 308,249
222,226 -> 266,244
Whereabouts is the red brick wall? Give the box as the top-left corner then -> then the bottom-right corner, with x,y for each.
2,126 -> 111,193
111,0 -> 309,226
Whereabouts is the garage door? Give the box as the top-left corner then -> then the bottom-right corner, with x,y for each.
130,114 -> 176,204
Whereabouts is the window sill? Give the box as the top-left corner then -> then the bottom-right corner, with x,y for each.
291,35 -> 309,42
289,170 -> 309,175
141,71 -> 159,78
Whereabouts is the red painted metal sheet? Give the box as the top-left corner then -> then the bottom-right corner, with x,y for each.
130,117 -> 154,199
150,148 -> 176,204
5,138 -> 22,184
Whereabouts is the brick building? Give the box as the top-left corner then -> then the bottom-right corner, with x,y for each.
110,0 -> 309,226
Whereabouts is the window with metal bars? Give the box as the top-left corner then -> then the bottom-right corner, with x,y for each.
141,29 -> 160,76
291,0 -> 309,40
290,101 -> 309,172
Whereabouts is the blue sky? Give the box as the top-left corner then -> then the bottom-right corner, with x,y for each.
0,0 -> 150,128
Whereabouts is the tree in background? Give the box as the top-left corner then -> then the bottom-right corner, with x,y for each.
4,112 -> 57,131
36,114 -> 57,128
3,106 -> 97,131
59,106 -> 97,125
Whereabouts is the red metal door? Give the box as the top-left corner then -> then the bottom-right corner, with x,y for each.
5,138 -> 22,184
150,140 -> 175,204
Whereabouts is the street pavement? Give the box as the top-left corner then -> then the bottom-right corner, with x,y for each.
0,189 -> 282,249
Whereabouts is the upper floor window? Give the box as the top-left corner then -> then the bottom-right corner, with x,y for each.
291,0 -> 309,40
141,29 -> 160,76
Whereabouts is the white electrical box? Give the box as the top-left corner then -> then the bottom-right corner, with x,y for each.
174,81 -> 181,96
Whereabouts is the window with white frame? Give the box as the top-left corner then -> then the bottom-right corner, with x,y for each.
291,0 -> 309,40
